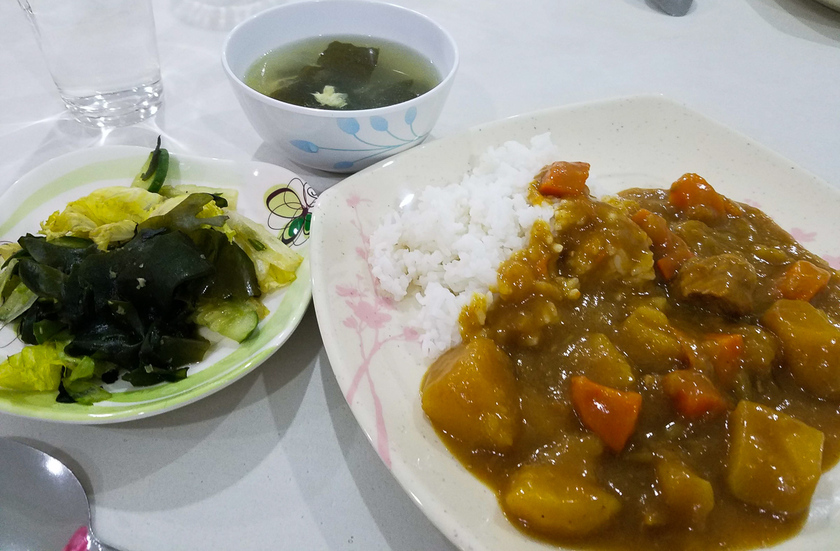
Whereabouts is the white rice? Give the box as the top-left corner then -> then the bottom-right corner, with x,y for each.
368,132 -> 559,357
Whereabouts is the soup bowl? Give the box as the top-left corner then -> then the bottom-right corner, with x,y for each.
222,0 -> 459,173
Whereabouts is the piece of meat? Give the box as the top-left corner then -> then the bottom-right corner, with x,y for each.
675,253 -> 757,316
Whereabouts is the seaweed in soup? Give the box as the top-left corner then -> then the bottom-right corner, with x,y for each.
247,37 -> 439,110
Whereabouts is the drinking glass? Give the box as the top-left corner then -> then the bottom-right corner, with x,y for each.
172,0 -> 281,31
18,0 -> 164,127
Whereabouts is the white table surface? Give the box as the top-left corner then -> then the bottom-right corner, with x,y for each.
1,0 -> 839,549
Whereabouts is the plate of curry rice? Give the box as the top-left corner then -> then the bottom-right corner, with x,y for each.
310,95 -> 840,551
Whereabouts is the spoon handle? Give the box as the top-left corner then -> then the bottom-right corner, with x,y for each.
89,536 -> 122,551
650,0 -> 693,16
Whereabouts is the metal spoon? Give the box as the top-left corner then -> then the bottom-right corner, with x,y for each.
0,438 -> 118,551
650,0 -> 693,16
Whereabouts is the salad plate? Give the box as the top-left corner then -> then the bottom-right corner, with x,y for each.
310,95 -> 840,551
0,146 -> 314,423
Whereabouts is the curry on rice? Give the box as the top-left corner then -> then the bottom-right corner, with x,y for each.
421,163 -> 840,549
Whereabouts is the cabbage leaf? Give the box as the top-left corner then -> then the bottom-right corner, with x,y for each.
226,210 -> 303,292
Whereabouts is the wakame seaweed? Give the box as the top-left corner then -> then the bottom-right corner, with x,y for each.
268,40 -> 423,110
7,192 -> 263,400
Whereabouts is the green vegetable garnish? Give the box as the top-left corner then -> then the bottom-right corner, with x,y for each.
194,299 -> 260,343
58,379 -> 112,405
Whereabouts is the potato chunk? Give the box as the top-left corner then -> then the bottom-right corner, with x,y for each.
568,333 -> 635,389
762,299 -> 840,399
727,401 -> 824,515
421,337 -> 520,452
735,325 -> 779,379
615,306 -> 685,372
655,459 -> 715,527
503,463 -> 620,538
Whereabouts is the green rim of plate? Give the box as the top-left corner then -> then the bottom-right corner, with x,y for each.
0,149 -> 312,423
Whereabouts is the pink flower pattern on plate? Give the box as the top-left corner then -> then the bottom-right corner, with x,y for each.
823,255 -> 840,270
784,226 -> 839,268
789,227 -> 817,242
338,194 -> 418,469
739,205 -> 836,268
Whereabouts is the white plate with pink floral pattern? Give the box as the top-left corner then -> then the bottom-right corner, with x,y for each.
309,95 -> 840,551
812,0 -> 840,13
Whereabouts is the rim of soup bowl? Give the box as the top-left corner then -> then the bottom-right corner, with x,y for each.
221,0 -> 460,119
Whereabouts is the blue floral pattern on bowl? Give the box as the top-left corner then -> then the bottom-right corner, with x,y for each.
290,107 -> 427,170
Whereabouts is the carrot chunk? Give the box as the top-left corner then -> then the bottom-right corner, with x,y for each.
662,370 -> 727,419
631,209 -> 669,246
775,260 -> 831,302
631,209 -> 694,281
657,255 -> 687,282
669,173 -> 728,212
668,173 -> 742,222
538,162 -> 591,198
704,333 -> 744,386
570,375 -> 642,452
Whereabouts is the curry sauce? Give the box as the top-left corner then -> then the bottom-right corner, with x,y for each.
421,164 -> 840,550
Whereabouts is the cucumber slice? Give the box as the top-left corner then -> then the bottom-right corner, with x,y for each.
132,136 -> 169,193
194,300 -> 259,343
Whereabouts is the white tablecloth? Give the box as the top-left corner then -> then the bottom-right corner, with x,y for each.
1,0 -> 838,549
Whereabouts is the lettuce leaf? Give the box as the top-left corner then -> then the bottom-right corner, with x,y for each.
40,187 -> 165,250
0,341 -> 67,391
